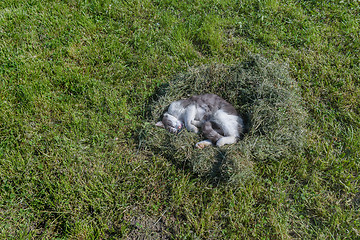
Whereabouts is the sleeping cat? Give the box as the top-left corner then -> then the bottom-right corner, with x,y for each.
155,94 -> 244,148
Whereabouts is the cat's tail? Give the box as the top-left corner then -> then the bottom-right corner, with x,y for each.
197,120 -> 239,148
202,121 -> 223,143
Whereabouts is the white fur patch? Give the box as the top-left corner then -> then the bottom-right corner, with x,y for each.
216,136 -> 237,147
184,105 -> 199,133
213,110 -> 242,137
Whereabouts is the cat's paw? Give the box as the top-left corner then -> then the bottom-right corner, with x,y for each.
216,136 -> 237,147
191,120 -> 203,128
195,140 -> 213,149
188,125 -> 199,133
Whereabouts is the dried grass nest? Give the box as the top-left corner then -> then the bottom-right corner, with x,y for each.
143,55 -> 307,184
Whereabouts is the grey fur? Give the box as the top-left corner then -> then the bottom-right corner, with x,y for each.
180,94 -> 239,117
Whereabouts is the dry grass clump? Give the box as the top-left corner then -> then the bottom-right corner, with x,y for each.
143,55 -> 307,183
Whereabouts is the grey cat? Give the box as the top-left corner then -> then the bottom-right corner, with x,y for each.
156,94 -> 244,148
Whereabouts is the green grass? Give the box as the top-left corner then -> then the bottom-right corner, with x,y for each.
0,0 -> 359,239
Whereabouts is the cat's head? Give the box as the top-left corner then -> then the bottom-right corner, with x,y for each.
155,113 -> 183,134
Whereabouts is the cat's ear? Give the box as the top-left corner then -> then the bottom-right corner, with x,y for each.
155,121 -> 165,128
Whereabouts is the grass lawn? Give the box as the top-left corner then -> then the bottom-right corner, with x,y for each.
0,0 -> 359,239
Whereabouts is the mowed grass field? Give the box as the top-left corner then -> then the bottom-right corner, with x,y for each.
1,0 -> 359,239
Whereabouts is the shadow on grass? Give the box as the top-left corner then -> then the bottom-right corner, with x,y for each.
137,55 -> 307,186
